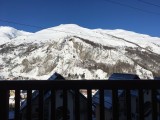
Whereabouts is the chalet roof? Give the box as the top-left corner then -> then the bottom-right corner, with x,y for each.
154,77 -> 160,102
154,77 -> 160,80
108,73 -> 140,80
47,72 -> 65,80
20,72 -> 65,110
92,73 -> 140,109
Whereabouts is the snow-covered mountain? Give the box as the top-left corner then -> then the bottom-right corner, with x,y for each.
0,24 -> 160,80
0,26 -> 32,45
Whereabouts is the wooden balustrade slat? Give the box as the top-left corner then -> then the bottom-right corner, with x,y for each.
75,89 -> 80,120
99,89 -> 105,120
0,90 -> 9,120
39,90 -> 44,120
125,89 -> 131,120
87,89 -> 92,120
63,89 -> 68,120
15,90 -> 20,120
27,90 -> 32,120
138,89 -> 144,120
112,89 -> 119,120
51,89 -> 56,120
151,89 -> 157,120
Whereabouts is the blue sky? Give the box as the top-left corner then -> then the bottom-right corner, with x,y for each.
0,0 -> 160,37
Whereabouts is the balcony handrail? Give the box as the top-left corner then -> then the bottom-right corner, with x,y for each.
0,79 -> 159,90
0,80 -> 159,120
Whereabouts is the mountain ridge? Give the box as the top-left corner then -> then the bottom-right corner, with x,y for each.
0,24 -> 159,80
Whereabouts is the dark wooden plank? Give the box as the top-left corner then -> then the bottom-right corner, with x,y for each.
151,89 -> 157,120
51,89 -> 56,120
99,89 -> 105,120
63,89 -> 68,120
125,90 -> 131,120
1,80 -> 160,90
39,90 -> 44,120
138,89 -> 144,120
112,89 -> 119,120
75,89 -> 80,120
87,89 -> 92,120
15,90 -> 20,120
0,89 -> 9,120
27,90 -> 32,120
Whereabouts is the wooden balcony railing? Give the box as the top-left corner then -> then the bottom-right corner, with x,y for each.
0,80 -> 159,120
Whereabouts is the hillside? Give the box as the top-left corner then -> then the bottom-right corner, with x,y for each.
0,24 -> 160,80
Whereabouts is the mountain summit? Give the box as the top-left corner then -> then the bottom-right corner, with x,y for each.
0,24 -> 160,80
0,26 -> 32,44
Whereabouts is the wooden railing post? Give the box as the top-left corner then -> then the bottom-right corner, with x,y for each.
0,89 -> 9,120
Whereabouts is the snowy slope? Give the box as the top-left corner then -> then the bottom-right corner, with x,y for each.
0,26 -> 32,45
93,29 -> 160,54
0,24 -> 160,80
